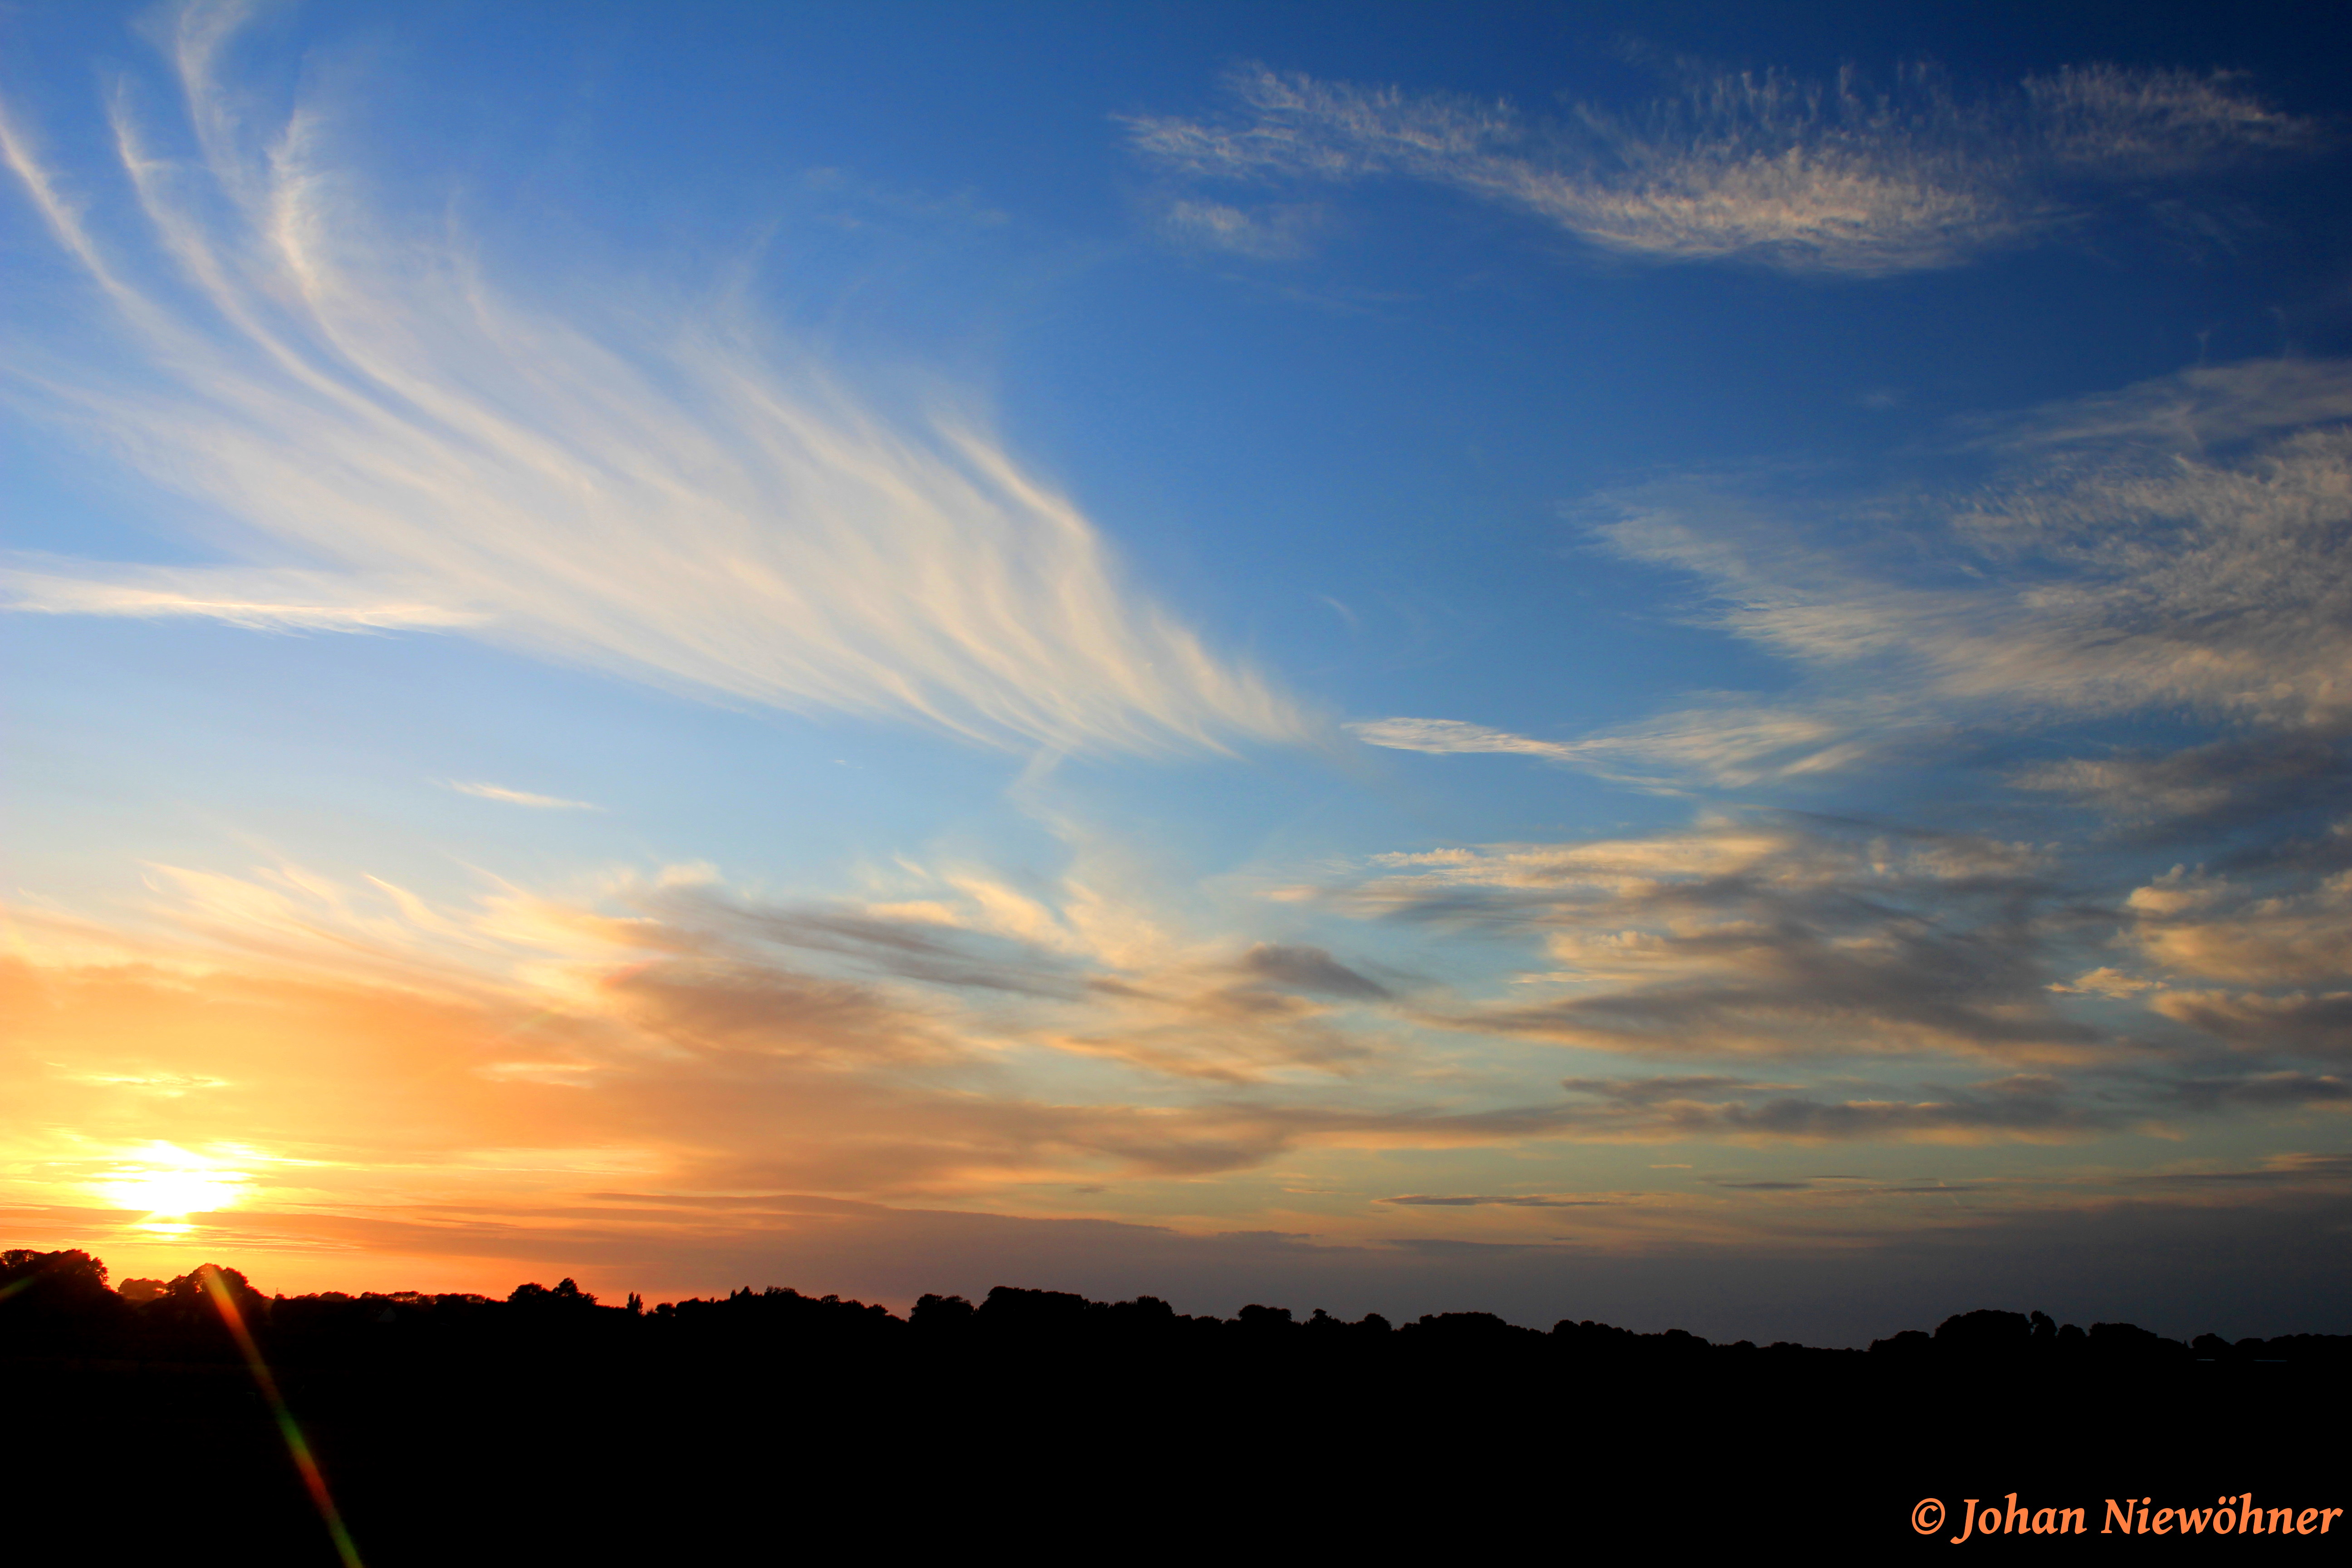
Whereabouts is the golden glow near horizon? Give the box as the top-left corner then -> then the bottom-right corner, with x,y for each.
91,1145 -> 252,1230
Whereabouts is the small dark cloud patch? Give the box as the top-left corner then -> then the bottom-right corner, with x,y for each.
1237,943 -> 1391,999
581,1192 -> 884,1215
2157,991 -> 2352,1060
1717,1091 -> 2110,1138
2169,1073 -> 2352,1111
2018,736 -> 2352,842
1560,1075 -> 1754,1101
1381,1193 -> 1616,1208
2138,1153 -> 2352,1186
606,960 -> 955,1067
655,887 -> 1086,997
1375,820 -> 2097,1059
1741,1178 -> 1983,1194
1542,1072 -> 2127,1142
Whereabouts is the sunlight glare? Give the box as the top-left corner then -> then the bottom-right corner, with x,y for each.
94,1153 -> 250,1223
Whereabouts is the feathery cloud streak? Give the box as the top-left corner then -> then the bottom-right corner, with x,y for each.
1352,359 -> 2352,800
1349,705 -> 1904,790
0,4 -> 1304,757
1593,363 -> 2352,738
448,783 -> 600,811
1129,62 -> 2311,274
0,557 -> 483,633
1334,816 -> 2102,1061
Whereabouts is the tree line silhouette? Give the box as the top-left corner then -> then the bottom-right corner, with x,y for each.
4,1246 -> 2343,1367
5,1245 -> 2343,1564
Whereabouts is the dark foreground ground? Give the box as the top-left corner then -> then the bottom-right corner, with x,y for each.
4,1251 -> 2343,1561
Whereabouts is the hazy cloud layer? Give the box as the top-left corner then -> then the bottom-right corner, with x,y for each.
2167,1071 -> 2351,1110
0,835 -> 2206,1240
1382,1193 -> 1616,1208
7,838 -> 2346,1322
1130,62 -> 2310,274
2156,992 -> 2352,1060
0,5 -> 1304,757
1552,1071 -> 2126,1143
1318,806 -> 2352,1073
0,882 -> 1322,1207
1334,816 -> 2098,1061
0,850 -> 1455,1204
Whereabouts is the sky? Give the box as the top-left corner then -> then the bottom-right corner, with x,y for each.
4,0 -> 2349,1345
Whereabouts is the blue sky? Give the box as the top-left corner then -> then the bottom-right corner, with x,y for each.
4,0 -> 2349,1341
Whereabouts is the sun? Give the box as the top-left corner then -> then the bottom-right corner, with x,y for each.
100,1170 -> 242,1215
94,1152 -> 250,1221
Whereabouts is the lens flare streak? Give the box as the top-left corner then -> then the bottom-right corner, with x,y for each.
198,1264 -> 366,1568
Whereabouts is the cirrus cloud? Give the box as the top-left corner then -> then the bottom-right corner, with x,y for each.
1129,60 -> 2313,275
0,3 -> 1307,759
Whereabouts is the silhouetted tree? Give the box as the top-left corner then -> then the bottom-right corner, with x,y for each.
1867,1328 -> 1933,1357
0,1249 -> 128,1348
911,1292 -> 976,1331
0,1247 -> 115,1307
2088,1320 -> 2185,1360
509,1277 -> 599,1308
1934,1308 -> 2034,1352
1406,1310 -> 1539,1346
973,1285 -> 1090,1334
4,1244 -> 2338,1391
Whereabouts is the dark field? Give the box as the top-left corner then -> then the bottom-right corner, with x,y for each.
6,1251 -> 2342,1561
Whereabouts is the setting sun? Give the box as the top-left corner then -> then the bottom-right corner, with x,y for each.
96,1165 -> 248,1219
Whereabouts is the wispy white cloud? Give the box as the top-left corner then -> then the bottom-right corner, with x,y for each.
1350,703 -> 1908,789
447,782 -> 601,811
1586,360 -> 2352,756
1350,716 -> 1581,762
1155,198 -> 1323,260
1129,61 -> 2312,274
1966,358 -> 2352,455
0,2 -> 1308,758
1,556 -> 480,633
